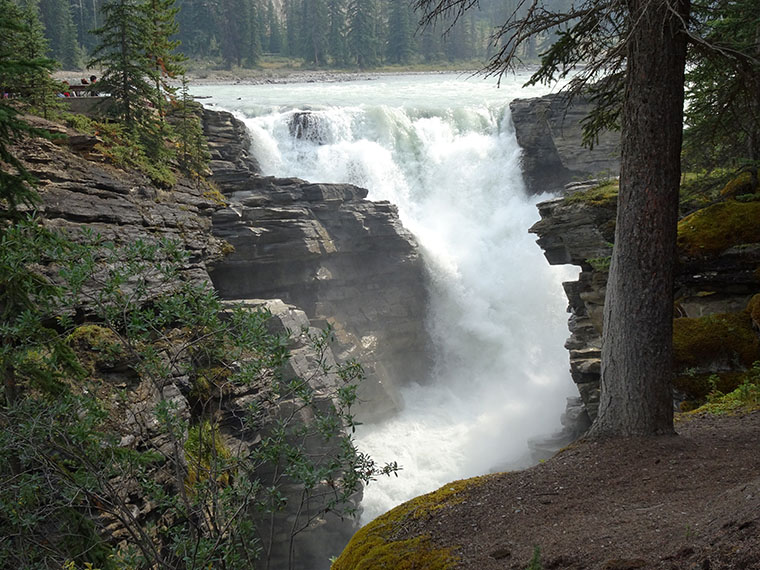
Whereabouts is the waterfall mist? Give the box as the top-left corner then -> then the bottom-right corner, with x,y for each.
193,73 -> 579,524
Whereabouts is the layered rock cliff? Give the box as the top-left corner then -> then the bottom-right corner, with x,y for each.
12,108 -> 428,570
202,109 -> 431,423
510,93 -> 620,195
530,177 -> 760,421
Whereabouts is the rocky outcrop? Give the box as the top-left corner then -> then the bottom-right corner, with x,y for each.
530,178 -> 760,421
201,108 -> 260,192
510,93 -> 620,195
203,110 -> 431,423
15,113 -> 390,570
21,116 -> 225,289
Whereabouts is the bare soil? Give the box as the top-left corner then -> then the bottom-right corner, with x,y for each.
404,410 -> 760,569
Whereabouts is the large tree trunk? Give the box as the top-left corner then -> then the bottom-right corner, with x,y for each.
590,0 -> 690,437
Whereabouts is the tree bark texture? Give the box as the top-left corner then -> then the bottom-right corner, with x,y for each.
592,0 -> 690,436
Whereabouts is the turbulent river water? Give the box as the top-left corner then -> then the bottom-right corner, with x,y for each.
192,72 -> 579,525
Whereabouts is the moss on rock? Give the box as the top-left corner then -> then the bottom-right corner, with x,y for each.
565,180 -> 619,207
719,170 -> 758,199
67,324 -> 124,372
677,200 -> 760,258
673,312 -> 760,370
332,476 -> 494,570
747,294 -> 760,327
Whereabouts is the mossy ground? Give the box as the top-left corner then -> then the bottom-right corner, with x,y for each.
672,311 -> 760,371
331,476 -> 496,570
677,199 -> 760,258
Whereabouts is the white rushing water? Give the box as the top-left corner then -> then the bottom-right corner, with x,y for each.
192,72 -> 579,524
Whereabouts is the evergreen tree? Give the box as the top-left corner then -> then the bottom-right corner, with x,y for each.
301,0 -> 329,65
37,0 -> 80,68
683,0 -> 760,168
173,75 -> 210,179
0,0 -> 50,215
284,0 -> 302,57
348,0 -> 379,68
143,0 -> 185,120
266,0 -> 283,53
245,0 -> 263,67
176,0 -> 217,59
387,0 -> 414,64
327,0 -> 348,65
217,0 -> 249,68
89,0 -> 154,130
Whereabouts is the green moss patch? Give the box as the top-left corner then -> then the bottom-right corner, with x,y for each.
677,200 -> 760,258
67,324 -> 125,372
184,421 -> 232,488
720,170 -> 758,199
565,180 -> 619,207
332,476 -> 494,570
747,294 -> 760,326
673,312 -> 760,370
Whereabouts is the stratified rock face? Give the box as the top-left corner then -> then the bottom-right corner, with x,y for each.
202,108 -> 261,192
18,118 -> 225,289
16,118 -> 366,569
530,186 -> 614,422
531,183 -> 760,421
203,110 -> 431,423
510,94 -> 621,195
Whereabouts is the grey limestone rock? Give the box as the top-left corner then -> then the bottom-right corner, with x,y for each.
203,112 -> 432,424
510,93 -> 621,195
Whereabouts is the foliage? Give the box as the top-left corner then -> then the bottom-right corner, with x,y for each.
0,0 -> 60,213
88,0 -> 155,130
682,361 -> 760,415
526,546 -> 543,570
0,227 -> 398,569
170,76 -> 211,180
683,0 -> 760,170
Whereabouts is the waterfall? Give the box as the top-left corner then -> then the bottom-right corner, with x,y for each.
193,74 -> 578,524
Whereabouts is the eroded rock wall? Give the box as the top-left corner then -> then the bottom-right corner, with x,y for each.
16,113 -> 371,570
510,94 -> 621,195
203,109 -> 431,422
530,182 -> 760,422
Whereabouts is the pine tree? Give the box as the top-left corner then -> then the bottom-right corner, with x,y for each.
683,0 -> 760,168
89,0 -> 154,130
387,0 -> 413,64
301,0 -> 329,65
266,0 -> 283,53
173,75 -> 210,180
327,0 -> 348,65
284,0 -> 302,57
37,0 -> 80,68
348,0 -> 379,68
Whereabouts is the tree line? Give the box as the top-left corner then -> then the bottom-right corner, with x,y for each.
31,0 -> 575,69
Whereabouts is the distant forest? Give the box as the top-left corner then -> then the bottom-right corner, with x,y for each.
35,0 -> 572,70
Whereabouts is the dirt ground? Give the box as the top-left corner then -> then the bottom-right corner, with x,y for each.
401,410 -> 760,569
